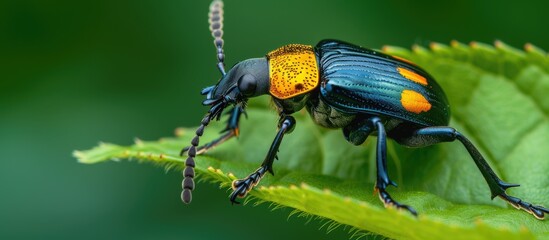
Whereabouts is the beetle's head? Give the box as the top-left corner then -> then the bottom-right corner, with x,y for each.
201,57 -> 270,120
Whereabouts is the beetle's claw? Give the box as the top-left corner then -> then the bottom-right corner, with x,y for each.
229,179 -> 249,204
229,191 -> 241,205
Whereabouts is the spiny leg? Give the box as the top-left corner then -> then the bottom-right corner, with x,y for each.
180,106 -> 244,156
395,126 -> 548,220
368,117 -> 417,215
230,115 -> 296,204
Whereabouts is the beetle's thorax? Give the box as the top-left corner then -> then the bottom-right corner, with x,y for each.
267,44 -> 320,100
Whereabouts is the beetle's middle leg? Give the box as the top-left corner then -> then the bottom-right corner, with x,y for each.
229,115 -> 296,204
344,117 -> 418,216
180,106 -> 244,156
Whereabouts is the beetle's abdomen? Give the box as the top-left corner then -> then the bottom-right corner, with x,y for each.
267,44 -> 320,99
316,40 -> 450,127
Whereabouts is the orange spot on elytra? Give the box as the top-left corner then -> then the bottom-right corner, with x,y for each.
397,67 -> 428,86
400,90 -> 431,114
392,55 -> 416,66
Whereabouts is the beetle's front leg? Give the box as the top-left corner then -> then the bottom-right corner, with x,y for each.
229,115 -> 296,204
180,106 -> 245,156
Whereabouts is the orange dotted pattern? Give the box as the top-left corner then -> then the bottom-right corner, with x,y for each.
400,90 -> 432,114
267,44 -> 319,99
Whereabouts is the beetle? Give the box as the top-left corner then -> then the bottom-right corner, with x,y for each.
180,0 -> 548,219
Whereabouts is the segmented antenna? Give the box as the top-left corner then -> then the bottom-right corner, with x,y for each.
209,0 -> 226,75
181,0 -> 226,204
181,113 -> 212,204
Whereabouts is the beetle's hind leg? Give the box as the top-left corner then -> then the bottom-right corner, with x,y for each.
345,117 -> 417,216
394,126 -> 548,220
180,106 -> 244,156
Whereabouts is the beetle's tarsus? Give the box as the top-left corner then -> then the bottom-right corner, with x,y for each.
498,193 -> 548,220
376,187 -> 418,216
229,167 -> 267,204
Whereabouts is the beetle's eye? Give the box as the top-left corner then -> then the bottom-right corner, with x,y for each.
237,74 -> 256,97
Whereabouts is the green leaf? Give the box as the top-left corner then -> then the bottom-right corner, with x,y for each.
75,41 -> 549,240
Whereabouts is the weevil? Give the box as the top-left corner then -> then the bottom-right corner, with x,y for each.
180,0 -> 548,219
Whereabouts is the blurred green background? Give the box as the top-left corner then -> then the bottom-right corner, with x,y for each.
1,0 -> 548,239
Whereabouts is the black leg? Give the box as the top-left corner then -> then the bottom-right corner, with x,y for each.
366,117 -> 417,216
180,106 -> 245,156
229,115 -> 296,204
395,126 -> 548,219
